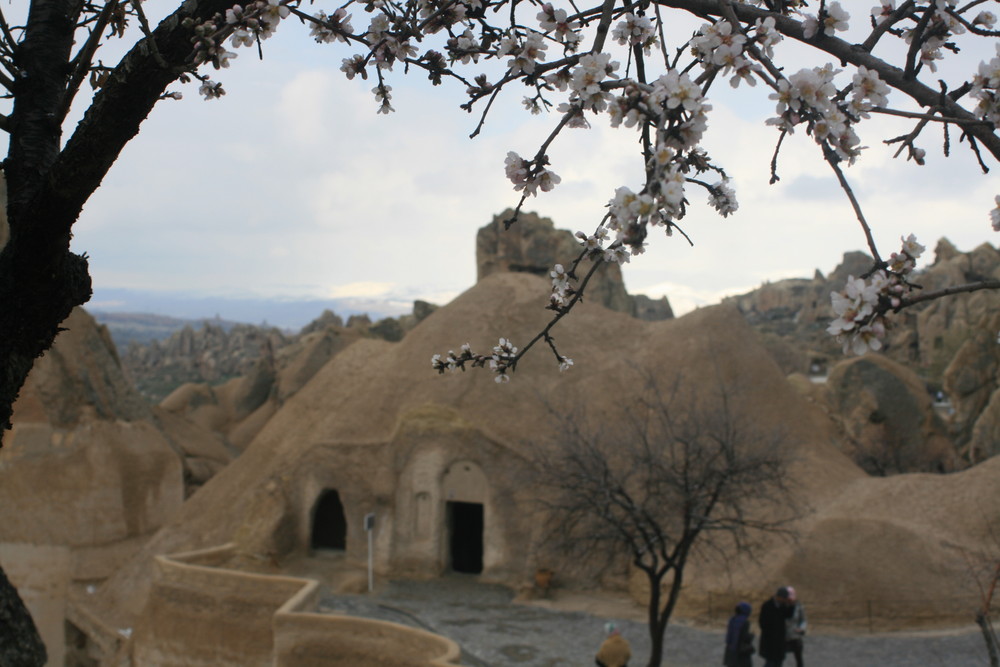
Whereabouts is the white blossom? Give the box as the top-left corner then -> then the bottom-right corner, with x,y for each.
613,13 -> 657,54
603,245 -> 631,265
373,85 -> 394,113
803,2 -> 850,39
311,9 -> 353,44
871,1 -> 895,25
198,80 -> 225,99
499,31 -> 547,75
851,66 -> 890,111
827,274 -> 880,337
569,52 -> 618,112
259,0 -> 289,27
974,11 -> 997,29
753,16 -> 781,58
708,180 -> 738,217
537,3 -> 581,47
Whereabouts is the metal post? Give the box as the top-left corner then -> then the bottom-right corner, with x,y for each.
364,513 -> 375,593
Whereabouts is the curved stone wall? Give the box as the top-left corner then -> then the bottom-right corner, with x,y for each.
130,544 -> 462,666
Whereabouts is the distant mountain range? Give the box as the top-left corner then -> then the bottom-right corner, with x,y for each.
87,287 -> 414,347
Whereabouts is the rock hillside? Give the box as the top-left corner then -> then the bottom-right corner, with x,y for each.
477,209 -> 673,320
89,272 -> 1000,638
126,211 -> 672,450
117,218 -> 998,475
728,239 -> 1000,465
1,309 -> 232,565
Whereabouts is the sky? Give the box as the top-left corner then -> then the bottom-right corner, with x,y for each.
26,3 -> 1000,328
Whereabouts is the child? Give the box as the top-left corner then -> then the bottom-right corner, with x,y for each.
723,602 -> 755,667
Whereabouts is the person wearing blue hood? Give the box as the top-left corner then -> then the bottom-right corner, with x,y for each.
723,601 -> 755,667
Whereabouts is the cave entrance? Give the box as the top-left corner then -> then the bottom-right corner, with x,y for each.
447,501 -> 483,574
311,489 -> 347,551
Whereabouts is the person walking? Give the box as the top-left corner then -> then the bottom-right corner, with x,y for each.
785,586 -> 807,667
595,622 -> 631,667
759,586 -> 793,667
723,601 -> 755,667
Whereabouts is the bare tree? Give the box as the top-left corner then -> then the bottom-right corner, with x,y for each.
530,374 -> 799,667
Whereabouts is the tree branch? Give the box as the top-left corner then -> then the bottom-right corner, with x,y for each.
655,0 -> 1000,162
822,145 -> 883,266
898,279 -> 1000,309
60,0 -> 122,123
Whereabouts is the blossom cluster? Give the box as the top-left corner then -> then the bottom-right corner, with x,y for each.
431,338 -> 520,383
768,66 -> 853,162
612,13 -> 656,55
549,263 -> 574,309
189,0 -> 294,72
537,3 -> 582,49
972,44 -> 1000,127
690,18 -> 760,88
504,152 -> 561,197
801,1 -> 850,40
827,234 -> 926,355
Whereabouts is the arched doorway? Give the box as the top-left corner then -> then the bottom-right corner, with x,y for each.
441,461 -> 488,574
447,501 -> 483,573
311,489 -> 347,551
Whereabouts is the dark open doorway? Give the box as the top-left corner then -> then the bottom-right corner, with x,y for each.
311,489 -> 347,551
447,501 -> 483,574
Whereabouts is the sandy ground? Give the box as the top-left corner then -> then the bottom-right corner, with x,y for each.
312,570 -> 989,667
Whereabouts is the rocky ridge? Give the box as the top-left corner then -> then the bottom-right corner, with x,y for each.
119,210 -> 670,405
116,213 -> 997,473
726,238 -> 1000,465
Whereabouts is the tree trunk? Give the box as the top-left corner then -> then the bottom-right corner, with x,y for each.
0,0 -> 236,660
646,570 -> 666,667
0,565 -> 47,666
978,611 -> 1000,667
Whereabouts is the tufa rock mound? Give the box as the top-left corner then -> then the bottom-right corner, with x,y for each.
2,309 -> 231,568
823,354 -> 957,474
477,209 -> 672,321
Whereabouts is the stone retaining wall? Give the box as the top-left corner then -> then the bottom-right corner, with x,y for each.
130,543 -> 462,666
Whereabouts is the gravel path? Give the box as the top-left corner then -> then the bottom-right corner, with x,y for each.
317,575 -> 989,667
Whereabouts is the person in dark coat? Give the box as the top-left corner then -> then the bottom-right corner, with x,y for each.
722,601 -> 754,667
759,587 -> 794,667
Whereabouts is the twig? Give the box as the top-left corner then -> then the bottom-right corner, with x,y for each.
897,280 -> 1000,309
871,106 -> 994,127
591,0 -> 617,53
822,144 -> 883,266
60,0 -> 121,122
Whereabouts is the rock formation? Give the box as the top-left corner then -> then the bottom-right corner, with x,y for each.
822,354 -> 957,474
727,239 -> 1000,465
8,209 -> 994,664
82,272 -> 1000,652
477,209 -> 673,320
136,212 -> 672,452
159,324 -> 368,451
121,321 -> 289,402
4,309 -> 233,507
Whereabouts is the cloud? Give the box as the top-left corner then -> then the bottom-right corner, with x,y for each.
326,282 -> 395,298
66,17 -> 999,325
